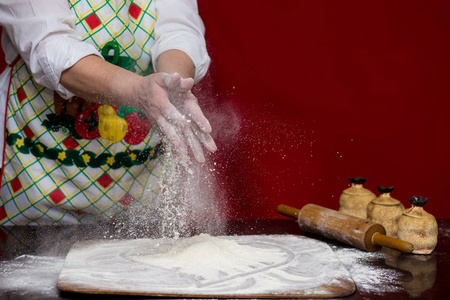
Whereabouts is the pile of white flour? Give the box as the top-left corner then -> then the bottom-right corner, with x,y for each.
132,233 -> 282,281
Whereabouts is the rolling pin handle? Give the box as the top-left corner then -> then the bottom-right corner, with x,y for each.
277,204 -> 300,220
371,232 -> 414,253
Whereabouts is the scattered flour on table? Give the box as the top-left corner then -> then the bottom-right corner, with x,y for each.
0,255 -> 64,299
332,246 -> 403,294
439,225 -> 450,238
0,236 -> 408,298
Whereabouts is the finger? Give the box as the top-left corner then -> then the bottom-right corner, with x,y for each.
159,100 -> 189,129
164,73 -> 182,89
178,77 -> 194,93
182,100 -> 212,133
156,117 -> 188,161
191,126 -> 217,152
185,127 -> 206,163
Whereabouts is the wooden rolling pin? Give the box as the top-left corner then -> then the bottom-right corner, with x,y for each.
278,203 -> 414,253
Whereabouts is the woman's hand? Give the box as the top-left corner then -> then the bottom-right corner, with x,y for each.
60,54 -> 216,163
135,72 -> 216,163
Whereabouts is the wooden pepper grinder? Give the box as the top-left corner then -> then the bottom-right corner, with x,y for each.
339,177 -> 375,219
398,196 -> 438,254
367,186 -> 404,238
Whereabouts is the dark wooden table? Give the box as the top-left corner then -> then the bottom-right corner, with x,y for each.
1,219 -> 449,299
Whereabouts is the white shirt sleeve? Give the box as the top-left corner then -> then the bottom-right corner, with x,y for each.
0,0 -> 102,99
152,0 -> 211,83
0,0 -> 210,96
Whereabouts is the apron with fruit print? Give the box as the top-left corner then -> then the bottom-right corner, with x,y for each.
0,0 -> 164,225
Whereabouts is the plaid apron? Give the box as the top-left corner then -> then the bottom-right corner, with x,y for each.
0,0 -> 164,225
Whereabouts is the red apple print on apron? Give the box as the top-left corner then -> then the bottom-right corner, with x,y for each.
124,112 -> 151,145
75,103 -> 101,140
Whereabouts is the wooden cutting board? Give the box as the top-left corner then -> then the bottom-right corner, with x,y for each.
57,234 -> 355,298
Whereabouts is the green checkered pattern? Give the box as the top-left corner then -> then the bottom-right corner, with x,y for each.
0,0 -> 161,225
70,0 -> 156,74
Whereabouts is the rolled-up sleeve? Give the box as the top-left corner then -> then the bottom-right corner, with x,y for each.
152,0 -> 211,83
0,0 -> 102,99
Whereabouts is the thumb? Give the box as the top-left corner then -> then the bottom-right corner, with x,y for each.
163,73 -> 182,89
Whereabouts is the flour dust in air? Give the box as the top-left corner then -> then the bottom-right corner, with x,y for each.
146,144 -> 225,239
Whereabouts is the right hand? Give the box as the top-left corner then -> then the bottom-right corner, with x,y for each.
134,72 -> 217,163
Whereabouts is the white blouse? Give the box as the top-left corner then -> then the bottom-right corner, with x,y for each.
0,0 -> 210,165
0,0 -> 210,93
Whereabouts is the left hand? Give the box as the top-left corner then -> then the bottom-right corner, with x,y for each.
164,73 -> 217,163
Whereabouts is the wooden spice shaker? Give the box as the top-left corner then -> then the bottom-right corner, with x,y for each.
398,196 -> 438,254
367,186 -> 404,237
339,177 -> 375,219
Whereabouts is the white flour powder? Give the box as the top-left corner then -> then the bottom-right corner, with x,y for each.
0,255 -> 64,299
439,225 -> 450,238
332,246 -> 403,294
133,234 -> 281,280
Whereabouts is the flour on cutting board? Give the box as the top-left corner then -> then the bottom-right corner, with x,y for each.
57,234 -> 356,298
132,234 -> 283,282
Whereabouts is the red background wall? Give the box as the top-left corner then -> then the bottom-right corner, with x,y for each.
196,0 -> 450,220
1,1 -> 449,219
